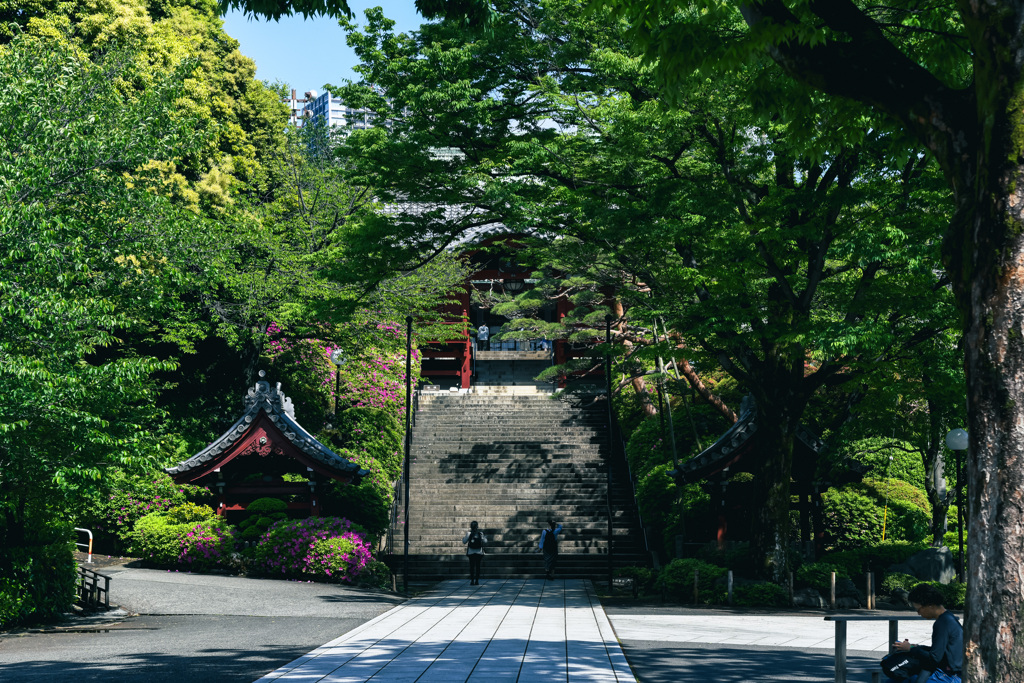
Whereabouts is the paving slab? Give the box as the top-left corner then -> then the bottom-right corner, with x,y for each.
257,580 -> 632,683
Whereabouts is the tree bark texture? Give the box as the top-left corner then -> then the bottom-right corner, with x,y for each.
738,1 -> 1024,678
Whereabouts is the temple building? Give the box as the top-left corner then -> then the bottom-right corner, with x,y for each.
166,375 -> 366,519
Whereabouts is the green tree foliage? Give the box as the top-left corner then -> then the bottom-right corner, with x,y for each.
0,34 -> 207,601
330,0 -> 955,579
822,479 -> 931,551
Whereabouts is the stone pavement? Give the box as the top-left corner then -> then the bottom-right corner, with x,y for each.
256,579 -> 632,682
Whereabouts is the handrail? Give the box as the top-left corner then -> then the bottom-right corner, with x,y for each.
385,389 -> 418,557
609,407 -> 653,562
76,566 -> 110,610
74,527 -> 93,564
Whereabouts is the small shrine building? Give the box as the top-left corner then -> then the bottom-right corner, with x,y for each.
670,395 -> 834,556
166,377 -> 366,518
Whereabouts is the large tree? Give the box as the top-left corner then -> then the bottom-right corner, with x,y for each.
587,3 -> 1021,679
0,34 -> 202,556
328,0 -> 958,577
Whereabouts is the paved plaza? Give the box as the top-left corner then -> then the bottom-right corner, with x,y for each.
257,579 -> 935,682
0,566 -> 941,683
257,579 -> 632,682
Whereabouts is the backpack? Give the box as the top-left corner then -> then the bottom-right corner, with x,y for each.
880,650 -> 926,680
468,530 -> 483,550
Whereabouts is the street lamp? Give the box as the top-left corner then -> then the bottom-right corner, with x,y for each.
330,349 -> 346,417
945,428 -> 968,582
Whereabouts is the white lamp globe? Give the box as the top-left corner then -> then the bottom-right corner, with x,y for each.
945,428 -> 969,451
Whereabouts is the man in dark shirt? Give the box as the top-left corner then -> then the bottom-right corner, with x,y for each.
538,520 -> 562,580
891,584 -> 963,683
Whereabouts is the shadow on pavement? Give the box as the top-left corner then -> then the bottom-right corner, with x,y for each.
620,643 -> 881,683
0,643 -> 309,683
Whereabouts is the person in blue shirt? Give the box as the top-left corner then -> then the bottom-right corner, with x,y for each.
890,584 -> 963,683
538,520 -> 562,581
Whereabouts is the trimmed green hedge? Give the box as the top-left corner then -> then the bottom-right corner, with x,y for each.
656,558 -> 726,603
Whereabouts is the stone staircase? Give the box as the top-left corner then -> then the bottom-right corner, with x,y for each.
395,391 -> 648,582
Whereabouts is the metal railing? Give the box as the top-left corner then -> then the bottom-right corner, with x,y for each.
609,407 -> 654,564
77,566 -> 110,610
384,389 -> 418,557
74,527 -> 93,564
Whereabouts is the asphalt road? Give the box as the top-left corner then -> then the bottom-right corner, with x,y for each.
0,564 -> 406,683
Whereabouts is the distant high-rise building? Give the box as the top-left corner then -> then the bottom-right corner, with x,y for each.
303,90 -> 375,130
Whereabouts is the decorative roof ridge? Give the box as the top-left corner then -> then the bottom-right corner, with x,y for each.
669,394 -> 822,484
166,379 -> 366,480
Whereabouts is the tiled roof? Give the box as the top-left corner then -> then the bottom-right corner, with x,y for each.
166,380 -> 366,481
670,395 -> 822,483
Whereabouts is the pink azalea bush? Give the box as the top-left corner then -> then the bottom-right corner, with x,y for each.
264,322 -> 421,424
178,520 -> 235,571
251,516 -> 373,583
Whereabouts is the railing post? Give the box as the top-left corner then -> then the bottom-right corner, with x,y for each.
830,571 -> 837,609
727,570 -> 734,606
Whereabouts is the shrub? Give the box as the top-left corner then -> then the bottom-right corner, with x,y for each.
656,558 -> 726,603
83,472 -> 201,546
130,509 -> 233,569
0,512 -> 77,628
734,582 -> 789,607
247,497 -> 287,513
881,573 -> 919,595
323,452 -> 393,539
614,566 -> 657,594
360,560 -> 393,589
165,502 -> 217,524
335,407 -> 404,481
625,418 -> 679,480
306,534 -> 373,583
251,516 -> 372,580
828,437 -> 926,489
822,480 -> 930,550
795,562 -> 847,595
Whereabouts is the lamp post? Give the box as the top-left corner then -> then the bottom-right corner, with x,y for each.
330,349 -> 346,417
604,315 -> 614,592
403,315 -> 413,594
945,428 -> 968,582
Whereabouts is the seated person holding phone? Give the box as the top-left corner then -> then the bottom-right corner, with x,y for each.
882,584 -> 962,682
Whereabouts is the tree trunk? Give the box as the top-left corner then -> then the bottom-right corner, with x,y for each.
955,167 -> 1024,682
922,388 -> 949,546
748,414 -> 795,582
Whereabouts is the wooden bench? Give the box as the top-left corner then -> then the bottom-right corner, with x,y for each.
825,615 -> 924,683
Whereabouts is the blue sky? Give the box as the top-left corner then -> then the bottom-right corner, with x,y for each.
222,1 -> 422,94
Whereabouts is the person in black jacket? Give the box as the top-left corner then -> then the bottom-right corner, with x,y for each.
462,521 -> 486,585
890,584 -> 963,683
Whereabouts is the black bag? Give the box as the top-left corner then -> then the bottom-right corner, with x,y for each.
468,530 -> 483,550
881,650 -> 925,681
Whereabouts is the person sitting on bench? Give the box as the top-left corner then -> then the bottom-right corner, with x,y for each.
887,584 -> 962,683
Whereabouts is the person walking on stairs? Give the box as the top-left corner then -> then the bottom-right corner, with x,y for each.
538,520 -> 562,580
463,521 -> 486,585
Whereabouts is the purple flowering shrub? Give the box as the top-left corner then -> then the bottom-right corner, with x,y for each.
178,520 -> 236,571
264,323 -> 421,425
130,504 -> 234,570
251,516 -> 372,582
306,534 -> 373,582
87,472 -> 206,545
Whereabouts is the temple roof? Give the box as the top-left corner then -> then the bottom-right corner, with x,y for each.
166,379 -> 366,481
670,395 -> 823,484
